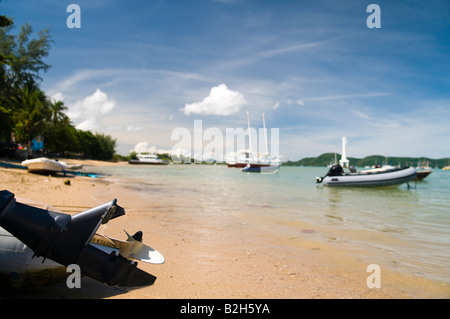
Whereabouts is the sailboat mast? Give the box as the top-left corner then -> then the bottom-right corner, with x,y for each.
262,112 -> 268,155
247,111 -> 253,157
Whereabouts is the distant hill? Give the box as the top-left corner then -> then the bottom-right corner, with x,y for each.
283,153 -> 450,168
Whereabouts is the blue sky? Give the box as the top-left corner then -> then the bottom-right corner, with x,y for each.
2,0 -> 450,160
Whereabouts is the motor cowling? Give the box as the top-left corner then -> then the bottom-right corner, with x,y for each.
327,164 -> 344,176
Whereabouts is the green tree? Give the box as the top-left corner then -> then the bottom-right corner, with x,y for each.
44,122 -> 78,155
95,132 -> 117,161
1,17 -> 52,148
10,84 -> 47,156
2,23 -> 52,88
75,130 -> 101,159
0,104 -> 13,141
48,99 -> 68,125
0,15 -> 14,66
0,15 -> 15,141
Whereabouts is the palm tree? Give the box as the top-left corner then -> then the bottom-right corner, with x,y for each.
11,84 -> 46,156
49,99 -> 68,125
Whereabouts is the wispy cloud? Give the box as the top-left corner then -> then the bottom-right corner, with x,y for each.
217,40 -> 327,71
296,92 -> 391,105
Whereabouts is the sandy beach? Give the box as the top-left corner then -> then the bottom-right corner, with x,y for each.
0,160 -> 448,299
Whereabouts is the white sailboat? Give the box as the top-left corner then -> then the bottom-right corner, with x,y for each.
241,112 -> 280,173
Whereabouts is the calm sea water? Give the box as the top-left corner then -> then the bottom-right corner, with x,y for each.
90,164 -> 450,283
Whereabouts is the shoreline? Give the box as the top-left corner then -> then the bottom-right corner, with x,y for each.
0,159 -> 448,299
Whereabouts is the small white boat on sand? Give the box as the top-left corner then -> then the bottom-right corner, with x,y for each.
21,157 -> 82,175
316,164 -> 417,187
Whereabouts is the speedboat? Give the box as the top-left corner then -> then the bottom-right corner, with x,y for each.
128,154 -> 169,165
316,164 -> 417,187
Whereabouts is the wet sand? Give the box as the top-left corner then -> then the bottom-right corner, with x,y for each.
0,160 -> 448,299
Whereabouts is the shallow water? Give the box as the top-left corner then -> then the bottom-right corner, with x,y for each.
90,164 -> 450,284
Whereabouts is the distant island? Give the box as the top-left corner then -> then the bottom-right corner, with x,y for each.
282,153 -> 450,169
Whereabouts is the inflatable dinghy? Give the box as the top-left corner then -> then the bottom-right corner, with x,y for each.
316,164 -> 417,187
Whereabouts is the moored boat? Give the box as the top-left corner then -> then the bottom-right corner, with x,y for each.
316,164 -> 417,187
415,160 -> 433,180
129,154 -> 169,165
241,162 -> 280,174
415,169 -> 433,180
235,112 -> 280,173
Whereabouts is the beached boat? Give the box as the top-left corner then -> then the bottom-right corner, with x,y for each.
21,157 -> 82,175
128,153 -> 169,165
0,190 -> 163,289
316,164 -> 417,187
442,166 -> 450,170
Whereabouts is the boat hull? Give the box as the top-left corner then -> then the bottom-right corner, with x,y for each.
228,162 -> 269,168
241,164 -> 280,173
129,154 -> 169,165
322,167 -> 417,187
21,158 -> 66,174
415,169 -> 432,181
128,159 -> 168,165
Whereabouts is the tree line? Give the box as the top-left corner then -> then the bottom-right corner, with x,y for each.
0,16 -> 116,161
283,152 -> 450,169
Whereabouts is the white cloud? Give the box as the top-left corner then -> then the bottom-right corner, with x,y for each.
131,141 -> 174,155
51,92 -> 64,103
67,89 -> 116,131
181,84 -> 247,116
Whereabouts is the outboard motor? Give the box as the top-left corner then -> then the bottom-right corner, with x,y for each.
0,190 -> 157,287
328,164 -> 344,176
316,164 -> 344,183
